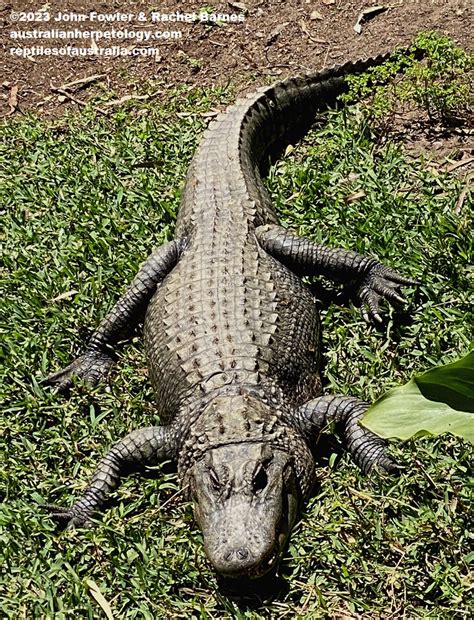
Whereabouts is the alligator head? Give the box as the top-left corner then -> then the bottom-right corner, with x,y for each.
180,392 -> 315,578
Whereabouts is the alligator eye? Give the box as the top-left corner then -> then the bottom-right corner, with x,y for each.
208,468 -> 220,491
253,464 -> 268,494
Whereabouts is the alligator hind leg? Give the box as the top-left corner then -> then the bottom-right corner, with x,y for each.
294,395 -> 397,473
256,224 -> 417,322
44,239 -> 185,390
48,425 -> 177,527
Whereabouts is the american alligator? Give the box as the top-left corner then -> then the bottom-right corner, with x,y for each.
46,50 -> 417,579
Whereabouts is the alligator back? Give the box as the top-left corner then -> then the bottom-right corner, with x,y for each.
144,53 -> 397,423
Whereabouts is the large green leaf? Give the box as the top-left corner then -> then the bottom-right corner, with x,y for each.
416,352 -> 474,412
362,351 -> 474,443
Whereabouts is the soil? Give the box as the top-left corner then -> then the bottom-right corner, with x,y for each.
1,0 -> 473,160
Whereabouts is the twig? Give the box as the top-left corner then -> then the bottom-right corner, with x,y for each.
102,93 -> 159,109
58,73 -> 106,91
50,87 -> 107,115
208,39 -> 226,47
322,45 -> 331,69
444,156 -> 474,173
299,20 -> 328,44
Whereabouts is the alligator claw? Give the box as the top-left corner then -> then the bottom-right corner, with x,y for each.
44,503 -> 76,528
371,455 -> 402,475
42,350 -> 114,392
44,502 -> 93,529
358,264 -> 417,322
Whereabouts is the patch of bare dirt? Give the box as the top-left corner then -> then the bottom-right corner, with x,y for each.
1,1 -> 472,158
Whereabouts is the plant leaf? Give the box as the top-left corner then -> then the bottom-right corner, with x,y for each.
415,351 -> 474,412
362,352 -> 474,443
86,579 -> 114,620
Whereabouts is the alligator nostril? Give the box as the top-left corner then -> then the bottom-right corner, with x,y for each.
223,547 -> 250,564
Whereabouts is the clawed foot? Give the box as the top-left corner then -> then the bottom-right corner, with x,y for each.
44,503 -> 93,529
357,264 -> 418,323
369,454 -> 402,475
42,350 -> 114,392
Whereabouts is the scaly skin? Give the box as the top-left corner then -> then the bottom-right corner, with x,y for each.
45,50 -> 418,579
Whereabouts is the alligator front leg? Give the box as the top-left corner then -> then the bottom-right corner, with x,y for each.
294,395 -> 397,473
44,239 -> 185,389
256,225 -> 416,322
48,425 -> 177,527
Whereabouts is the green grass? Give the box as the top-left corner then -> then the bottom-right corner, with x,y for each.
1,58 -> 473,618
342,32 -> 473,128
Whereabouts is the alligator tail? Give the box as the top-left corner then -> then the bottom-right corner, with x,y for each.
237,45 -> 424,169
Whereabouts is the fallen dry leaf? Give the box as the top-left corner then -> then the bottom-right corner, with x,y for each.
310,10 -> 324,20
8,85 -> 19,114
454,183 -> 472,214
345,189 -> 367,203
86,579 -> 114,620
354,6 -> 388,34
228,1 -> 248,11
267,22 -> 290,45
48,290 -> 79,303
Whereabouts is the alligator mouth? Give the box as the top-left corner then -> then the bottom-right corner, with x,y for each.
216,544 -> 279,580
245,485 -> 297,580
247,547 -> 280,580
246,504 -> 291,580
